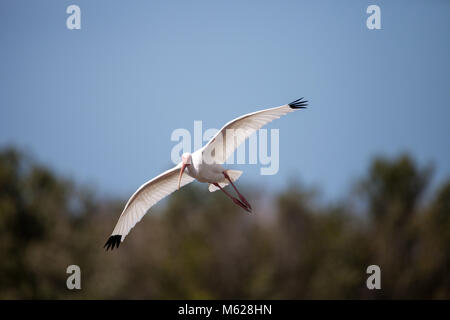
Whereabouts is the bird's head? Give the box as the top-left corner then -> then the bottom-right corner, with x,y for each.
181,152 -> 192,165
178,152 -> 192,190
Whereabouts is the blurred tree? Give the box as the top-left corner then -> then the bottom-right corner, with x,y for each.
358,154 -> 434,298
360,154 -> 432,222
0,147 -> 449,299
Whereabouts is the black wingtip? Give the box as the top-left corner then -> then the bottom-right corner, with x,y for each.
104,235 -> 122,251
288,97 -> 308,109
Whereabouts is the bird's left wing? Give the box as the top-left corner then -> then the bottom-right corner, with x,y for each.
201,98 -> 308,164
104,164 -> 195,250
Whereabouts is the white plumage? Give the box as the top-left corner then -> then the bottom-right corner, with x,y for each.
201,103 -> 300,165
111,164 -> 195,242
105,98 -> 308,250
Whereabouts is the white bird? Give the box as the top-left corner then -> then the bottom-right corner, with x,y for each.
104,98 -> 308,250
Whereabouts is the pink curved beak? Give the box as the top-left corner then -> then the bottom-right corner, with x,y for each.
177,163 -> 188,190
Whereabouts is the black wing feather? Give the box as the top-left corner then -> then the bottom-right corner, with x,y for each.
288,97 -> 308,109
104,235 -> 122,251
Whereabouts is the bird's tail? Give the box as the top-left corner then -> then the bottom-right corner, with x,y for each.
208,170 -> 243,192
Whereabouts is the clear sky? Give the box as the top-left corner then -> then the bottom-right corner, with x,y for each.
1,0 -> 449,200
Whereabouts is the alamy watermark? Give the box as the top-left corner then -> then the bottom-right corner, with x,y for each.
66,5 -> 81,30
170,121 -> 280,175
366,5 -> 381,30
66,265 -> 81,290
366,265 -> 381,290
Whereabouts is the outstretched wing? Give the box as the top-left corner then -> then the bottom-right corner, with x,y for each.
201,98 -> 308,164
104,164 -> 195,250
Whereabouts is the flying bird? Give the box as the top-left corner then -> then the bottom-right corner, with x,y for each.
104,98 -> 308,250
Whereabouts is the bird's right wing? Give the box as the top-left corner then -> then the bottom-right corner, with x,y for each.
201,98 -> 308,164
104,164 -> 195,250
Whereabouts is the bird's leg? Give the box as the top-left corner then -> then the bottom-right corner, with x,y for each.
223,171 -> 252,210
214,183 -> 251,213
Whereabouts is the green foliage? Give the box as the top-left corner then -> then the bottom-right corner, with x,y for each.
0,147 -> 449,299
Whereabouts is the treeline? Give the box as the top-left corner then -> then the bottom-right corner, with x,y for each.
0,147 -> 449,299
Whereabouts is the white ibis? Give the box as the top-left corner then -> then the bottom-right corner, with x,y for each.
104,98 -> 308,250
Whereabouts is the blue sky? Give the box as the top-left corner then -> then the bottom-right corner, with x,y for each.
1,0 -> 449,200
